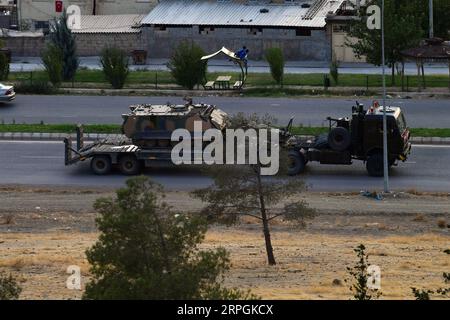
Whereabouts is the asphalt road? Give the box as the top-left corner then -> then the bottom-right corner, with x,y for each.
1,140 -> 449,192
1,95 -> 450,128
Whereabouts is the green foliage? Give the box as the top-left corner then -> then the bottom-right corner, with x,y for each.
14,80 -> 55,94
265,48 -> 285,86
49,11 -> 79,81
192,113 -> 314,265
0,53 -> 9,81
83,176 -> 255,300
329,56 -> 339,85
0,272 -> 22,300
167,41 -> 207,90
100,48 -> 129,89
347,0 -> 424,81
412,249 -> 450,300
42,44 -> 63,87
346,244 -> 382,300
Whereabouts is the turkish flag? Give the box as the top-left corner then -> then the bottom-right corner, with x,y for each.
55,1 -> 63,13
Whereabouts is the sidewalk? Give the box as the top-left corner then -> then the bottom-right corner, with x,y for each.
0,132 -> 449,145
10,56 -> 450,75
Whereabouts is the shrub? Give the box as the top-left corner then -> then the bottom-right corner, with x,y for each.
100,47 -> 129,89
49,11 -> 79,81
265,47 -> 285,87
42,44 -> 63,87
167,41 -> 207,90
330,56 -> 339,85
0,52 -> 9,81
83,176 -> 255,300
346,244 -> 382,300
0,272 -> 22,300
14,80 -> 55,95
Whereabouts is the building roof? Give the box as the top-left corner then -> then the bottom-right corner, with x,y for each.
71,14 -> 144,34
141,0 -> 346,28
401,38 -> 450,61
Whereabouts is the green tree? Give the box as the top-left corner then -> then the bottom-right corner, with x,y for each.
410,0 -> 450,40
346,0 -> 424,84
83,176 -> 255,300
329,54 -> 339,85
49,11 -> 79,81
192,113 -> 314,266
0,39 -> 9,81
42,43 -> 63,87
0,272 -> 22,300
100,47 -> 129,89
346,244 -> 382,300
265,48 -> 285,87
168,41 -> 207,90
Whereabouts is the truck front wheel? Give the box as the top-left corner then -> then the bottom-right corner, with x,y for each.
287,150 -> 306,176
91,155 -> 112,175
366,153 -> 384,177
119,154 -> 142,175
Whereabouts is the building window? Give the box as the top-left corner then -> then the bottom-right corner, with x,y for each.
248,27 -> 262,35
332,24 -> 350,33
199,26 -> 215,34
296,28 -> 311,36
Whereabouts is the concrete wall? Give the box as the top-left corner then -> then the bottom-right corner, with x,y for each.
143,26 -> 331,61
1,36 -> 46,56
74,32 -> 146,56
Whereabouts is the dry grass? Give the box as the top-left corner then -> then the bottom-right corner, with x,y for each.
412,214 -> 427,222
0,228 -> 449,300
0,214 -> 14,225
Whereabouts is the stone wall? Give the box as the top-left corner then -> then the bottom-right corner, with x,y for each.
1,36 -> 46,57
143,26 -> 332,61
73,33 -> 147,56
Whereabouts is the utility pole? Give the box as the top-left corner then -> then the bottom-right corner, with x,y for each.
429,0 -> 434,38
381,0 -> 389,193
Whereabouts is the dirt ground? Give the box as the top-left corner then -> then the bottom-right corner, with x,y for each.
0,186 -> 449,300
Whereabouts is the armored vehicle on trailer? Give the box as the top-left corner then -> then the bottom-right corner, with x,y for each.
285,102 -> 411,177
64,102 -> 228,175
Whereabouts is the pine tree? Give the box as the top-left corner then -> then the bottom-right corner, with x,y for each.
49,11 -> 79,81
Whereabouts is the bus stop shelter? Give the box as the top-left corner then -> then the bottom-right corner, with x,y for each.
401,38 -> 450,90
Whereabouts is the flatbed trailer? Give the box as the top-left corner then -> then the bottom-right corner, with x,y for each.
64,125 -> 177,175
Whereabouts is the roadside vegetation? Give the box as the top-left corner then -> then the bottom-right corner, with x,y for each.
83,176 -> 256,300
0,272 -> 22,300
99,48 -> 129,89
6,69 -> 450,90
1,123 -> 450,138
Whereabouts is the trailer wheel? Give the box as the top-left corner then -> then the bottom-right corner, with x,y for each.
91,155 -> 112,175
287,150 -> 306,176
366,153 -> 384,177
119,154 -> 142,175
328,127 -> 351,152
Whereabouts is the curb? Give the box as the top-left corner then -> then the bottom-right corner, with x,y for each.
0,132 -> 449,145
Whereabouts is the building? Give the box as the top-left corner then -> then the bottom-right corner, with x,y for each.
71,14 -> 145,56
17,0 -> 157,31
141,0 -> 347,61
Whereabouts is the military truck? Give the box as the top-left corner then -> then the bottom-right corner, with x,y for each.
64,102 -> 228,175
284,102 -> 411,177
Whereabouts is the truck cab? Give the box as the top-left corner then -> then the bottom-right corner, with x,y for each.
286,102 -> 411,177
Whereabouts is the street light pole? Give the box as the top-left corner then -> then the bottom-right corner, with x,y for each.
381,0 -> 389,193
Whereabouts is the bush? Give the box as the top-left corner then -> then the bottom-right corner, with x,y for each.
49,11 -> 79,81
83,176 -> 255,300
167,41 -> 207,90
42,44 -> 63,87
0,272 -> 22,300
265,48 -> 285,87
0,53 -> 9,81
330,56 -> 339,85
100,48 -> 129,89
15,80 -> 55,95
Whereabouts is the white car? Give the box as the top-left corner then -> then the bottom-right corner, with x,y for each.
0,83 -> 15,102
